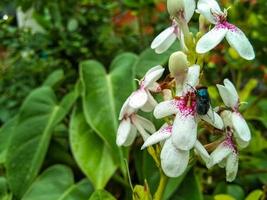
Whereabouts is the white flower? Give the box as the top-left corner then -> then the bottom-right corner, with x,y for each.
151,20 -> 181,54
207,129 -> 238,182
154,65 -> 223,151
217,79 -> 251,147
141,123 -> 210,177
129,65 -> 164,112
196,0 -> 255,60
151,0 -> 196,54
116,97 -> 156,147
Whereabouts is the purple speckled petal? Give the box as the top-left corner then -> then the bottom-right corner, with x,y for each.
196,26 -> 227,53
226,25 -> 255,60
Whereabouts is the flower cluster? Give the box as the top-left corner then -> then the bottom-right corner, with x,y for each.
117,0 -> 254,183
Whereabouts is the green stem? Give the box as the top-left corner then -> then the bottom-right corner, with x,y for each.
153,171 -> 168,200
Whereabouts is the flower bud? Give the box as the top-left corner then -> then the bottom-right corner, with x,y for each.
167,0 -> 184,18
168,51 -> 188,96
168,51 -> 188,77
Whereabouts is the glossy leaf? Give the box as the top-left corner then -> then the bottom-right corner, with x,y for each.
70,107 -> 117,189
0,117 -> 17,164
88,190 -> 116,200
42,69 -> 64,87
22,164 -> 93,200
80,53 -> 137,162
6,87 -> 78,198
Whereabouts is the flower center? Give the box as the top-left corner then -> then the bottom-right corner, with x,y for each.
216,21 -> 237,31
163,125 -> 173,134
174,92 -> 196,117
223,127 -> 237,153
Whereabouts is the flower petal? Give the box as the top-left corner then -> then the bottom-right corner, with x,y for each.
129,89 -> 148,109
226,26 -> 255,60
160,139 -> 189,177
119,97 -> 135,120
154,100 -> 179,119
207,143 -> 232,168
123,125 -> 137,146
143,67 -> 165,88
135,115 -> 156,133
172,112 -> 197,151
183,64 -> 200,93
132,117 -> 150,141
184,0 -> 196,23
216,84 -> 236,108
199,107 -> 224,130
116,118 -> 132,146
141,123 -> 172,149
147,82 -> 161,93
197,0 -> 222,24
231,112 -> 251,142
223,79 -> 239,105
151,26 -> 176,54
196,27 -> 227,54
226,152 -> 239,182
194,140 -> 210,165
235,137 -> 249,149
141,92 -> 158,112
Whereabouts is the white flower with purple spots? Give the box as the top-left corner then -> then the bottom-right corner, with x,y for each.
129,65 -> 164,112
217,79 -> 251,148
116,97 -> 156,147
207,128 -> 238,182
151,0 -> 196,54
153,65 -> 223,152
141,123 -> 210,177
196,0 -> 255,60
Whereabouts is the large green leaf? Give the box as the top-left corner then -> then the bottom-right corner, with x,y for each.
22,165 -> 93,200
6,87 -> 78,198
70,107 -> 117,189
79,53 -> 137,161
88,190 -> 116,200
0,117 -> 17,164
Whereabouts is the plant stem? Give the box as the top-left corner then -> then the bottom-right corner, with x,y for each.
153,171 -> 168,200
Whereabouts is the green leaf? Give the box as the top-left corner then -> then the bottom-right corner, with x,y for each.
79,53 -> 137,162
6,87 -> 78,198
42,69 -> 64,87
22,165 -> 93,200
214,194 -> 236,200
245,190 -> 263,200
88,190 -> 116,200
135,43 -> 177,78
70,106 -> 117,189
0,117 -> 17,164
170,169 -> 203,200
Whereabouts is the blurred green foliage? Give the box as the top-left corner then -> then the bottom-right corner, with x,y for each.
0,0 -> 266,199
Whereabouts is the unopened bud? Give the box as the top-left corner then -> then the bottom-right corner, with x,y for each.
167,0 -> 184,18
168,51 -> 188,77
168,51 -> 188,96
